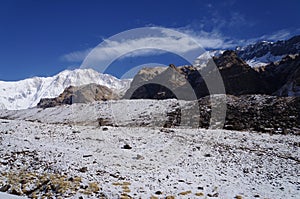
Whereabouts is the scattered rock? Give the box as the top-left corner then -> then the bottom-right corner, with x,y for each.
10,188 -> 21,196
79,167 -> 88,173
160,128 -> 175,133
195,192 -> 204,196
166,196 -> 175,199
123,144 -> 132,150
155,191 -> 162,195
179,190 -> 192,195
208,193 -> 219,197
0,184 -> 11,192
133,154 -> 144,160
98,118 -> 114,127
83,155 -> 93,158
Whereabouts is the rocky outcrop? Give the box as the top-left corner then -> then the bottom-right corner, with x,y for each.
163,95 -> 300,134
123,65 -> 204,100
37,83 -> 119,108
263,54 -> 300,96
124,50 -> 300,99
223,95 -> 300,133
214,51 -> 267,95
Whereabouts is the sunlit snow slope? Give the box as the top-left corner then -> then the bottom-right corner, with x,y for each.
0,69 -> 131,110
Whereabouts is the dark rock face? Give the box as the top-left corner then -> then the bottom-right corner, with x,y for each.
124,50 -> 300,99
263,54 -> 300,96
124,35 -> 300,100
223,95 -> 300,134
37,83 -> 119,108
130,83 -> 177,100
163,95 -> 300,134
123,66 -> 204,100
215,51 -> 266,95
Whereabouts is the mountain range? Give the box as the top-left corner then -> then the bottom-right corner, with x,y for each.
196,35 -> 300,68
0,69 -> 131,110
125,51 -> 300,100
0,35 -> 299,110
236,35 -> 300,67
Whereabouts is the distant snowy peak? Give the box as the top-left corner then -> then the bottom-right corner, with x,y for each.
236,35 -> 300,67
195,35 -> 300,68
0,69 -> 131,110
194,50 -> 225,68
245,52 -> 284,68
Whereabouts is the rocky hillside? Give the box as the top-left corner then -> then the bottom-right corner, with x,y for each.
195,95 -> 299,134
263,54 -> 300,96
2,95 -> 299,134
37,83 -> 119,108
124,51 -> 300,99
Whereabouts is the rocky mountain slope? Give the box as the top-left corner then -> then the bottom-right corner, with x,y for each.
264,54 -> 300,96
37,83 -> 119,108
0,69 -> 131,110
124,51 -> 300,99
1,95 -> 299,134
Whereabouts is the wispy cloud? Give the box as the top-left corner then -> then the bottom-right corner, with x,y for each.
62,26 -> 299,65
260,29 -> 293,41
62,27 -> 237,63
63,48 -> 92,62
236,28 -> 299,47
175,27 -> 237,49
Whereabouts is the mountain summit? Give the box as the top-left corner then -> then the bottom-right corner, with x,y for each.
0,69 -> 131,110
236,35 -> 300,67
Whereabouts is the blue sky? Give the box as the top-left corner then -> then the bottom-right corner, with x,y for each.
0,0 -> 299,80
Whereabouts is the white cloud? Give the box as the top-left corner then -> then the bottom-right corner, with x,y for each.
176,28 -> 237,49
61,26 -> 299,67
236,29 -> 297,47
62,48 -> 92,62
62,27 -> 236,64
260,29 -> 292,41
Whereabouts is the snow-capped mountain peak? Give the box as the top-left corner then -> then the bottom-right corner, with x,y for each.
195,35 -> 300,68
236,35 -> 300,67
194,50 -> 225,68
0,68 -> 131,110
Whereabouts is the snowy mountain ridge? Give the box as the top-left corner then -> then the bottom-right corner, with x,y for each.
195,35 -> 300,68
0,69 -> 131,110
236,35 -> 300,67
194,50 -> 225,68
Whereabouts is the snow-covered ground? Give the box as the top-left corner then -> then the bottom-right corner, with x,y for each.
0,99 -> 182,127
0,100 -> 299,198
